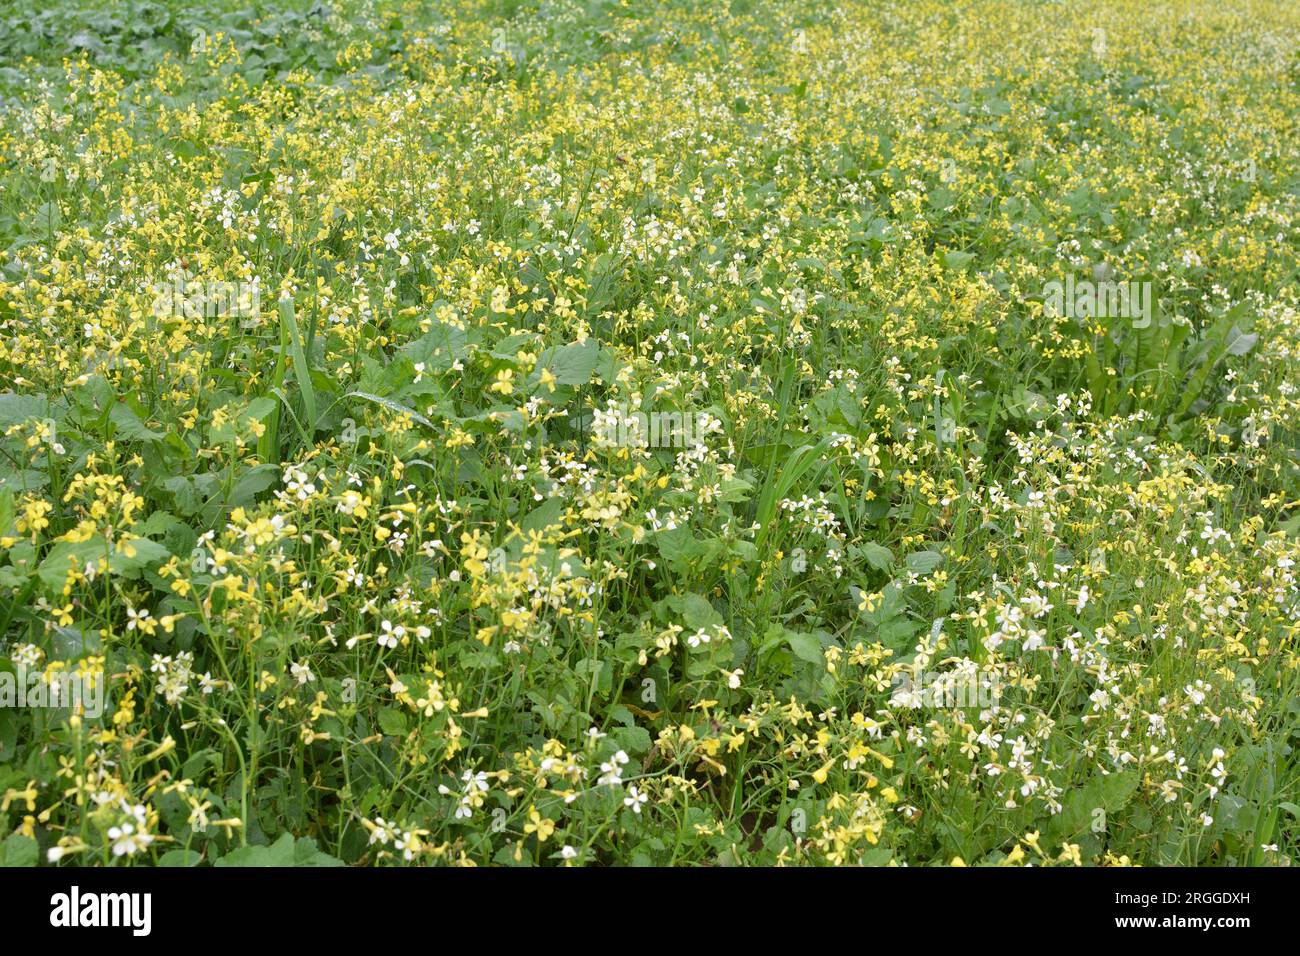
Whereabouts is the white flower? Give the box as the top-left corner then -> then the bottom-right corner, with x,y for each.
396,830 -> 420,860
107,822 -> 153,857
624,786 -> 648,814
290,661 -> 315,685
597,749 -> 629,786
378,619 -> 404,649
367,817 -> 397,845
1075,584 -> 1090,612
687,628 -> 711,648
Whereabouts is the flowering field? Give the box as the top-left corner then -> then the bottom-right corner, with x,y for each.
1,0 -> 1298,868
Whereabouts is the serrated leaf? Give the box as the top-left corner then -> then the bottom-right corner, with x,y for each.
376,706 -> 407,737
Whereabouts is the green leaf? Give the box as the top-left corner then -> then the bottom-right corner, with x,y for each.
0,393 -> 55,428
109,403 -> 163,441
50,624 -> 101,660
1048,771 -> 1139,840
228,463 -> 280,508
158,849 -> 203,867
522,496 -> 564,533
346,391 -> 435,429
905,550 -> 944,574
1224,327 -> 1257,357
786,630 -> 825,665
0,488 -> 14,534
213,833 -> 344,867
32,201 -> 62,235
280,297 -> 318,434
669,592 -> 722,631
540,340 -> 600,386
861,542 -> 894,572
377,706 -> 408,737
0,833 -> 38,867
943,250 -> 974,271
290,836 -> 346,866
401,317 -> 468,371
755,437 -> 832,550
36,534 -> 170,590
613,724 -> 652,755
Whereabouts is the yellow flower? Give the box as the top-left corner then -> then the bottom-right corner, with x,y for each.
523,806 -> 555,842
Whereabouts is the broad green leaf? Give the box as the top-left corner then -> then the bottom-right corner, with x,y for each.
786,630 -> 825,665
